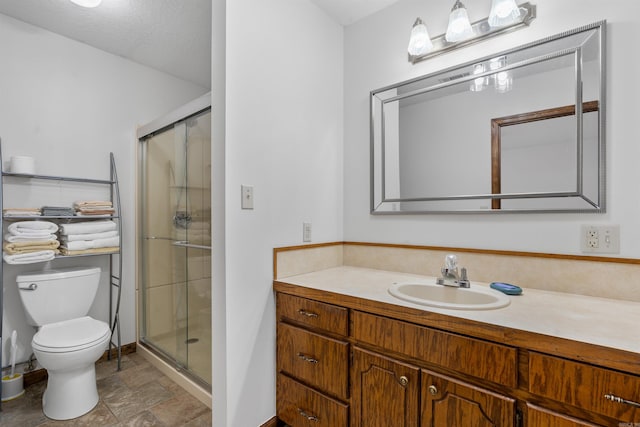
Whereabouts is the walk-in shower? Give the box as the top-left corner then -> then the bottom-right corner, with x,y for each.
137,96 -> 211,389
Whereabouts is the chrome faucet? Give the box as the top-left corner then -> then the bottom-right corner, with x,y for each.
436,254 -> 470,288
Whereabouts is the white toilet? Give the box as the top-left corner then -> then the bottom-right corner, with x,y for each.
16,267 -> 111,420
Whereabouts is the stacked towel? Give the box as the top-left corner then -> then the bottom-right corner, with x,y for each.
4,240 -> 60,254
41,206 -> 75,217
8,221 -> 58,238
58,220 -> 119,255
74,201 -> 115,217
3,221 -> 60,264
3,251 -> 57,264
3,208 -> 41,217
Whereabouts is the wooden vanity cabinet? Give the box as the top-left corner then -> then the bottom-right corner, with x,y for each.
274,287 -> 640,427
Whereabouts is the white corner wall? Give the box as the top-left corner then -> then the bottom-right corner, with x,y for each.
223,0 -> 344,425
344,0 -> 640,257
0,13 -> 208,366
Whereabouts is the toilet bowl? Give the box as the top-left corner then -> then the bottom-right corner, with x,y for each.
16,267 -> 109,420
32,317 -> 110,420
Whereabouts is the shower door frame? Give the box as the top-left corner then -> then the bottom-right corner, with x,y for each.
136,93 -> 212,390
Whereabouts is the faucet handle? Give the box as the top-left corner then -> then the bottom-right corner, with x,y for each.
445,254 -> 458,270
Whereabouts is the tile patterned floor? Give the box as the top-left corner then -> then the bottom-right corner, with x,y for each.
0,352 -> 212,426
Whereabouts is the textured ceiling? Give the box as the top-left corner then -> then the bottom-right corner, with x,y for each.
0,0 -> 400,89
0,0 -> 212,88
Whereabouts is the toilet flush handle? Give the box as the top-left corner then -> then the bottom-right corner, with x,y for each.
21,283 -> 38,291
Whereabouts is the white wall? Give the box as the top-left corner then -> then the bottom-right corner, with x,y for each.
344,0 -> 640,256
0,13 -> 208,367
223,0 -> 344,424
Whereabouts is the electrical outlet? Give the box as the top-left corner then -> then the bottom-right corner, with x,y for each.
581,225 -> 620,254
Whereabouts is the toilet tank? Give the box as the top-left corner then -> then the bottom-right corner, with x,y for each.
16,267 -> 102,326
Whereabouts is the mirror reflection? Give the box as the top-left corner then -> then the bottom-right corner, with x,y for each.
371,22 -> 605,213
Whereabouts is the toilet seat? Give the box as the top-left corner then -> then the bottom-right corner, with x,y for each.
33,316 -> 110,353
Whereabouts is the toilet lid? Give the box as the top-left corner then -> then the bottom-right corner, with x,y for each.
32,316 -> 110,353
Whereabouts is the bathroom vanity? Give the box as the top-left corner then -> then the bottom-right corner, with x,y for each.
274,266 -> 640,427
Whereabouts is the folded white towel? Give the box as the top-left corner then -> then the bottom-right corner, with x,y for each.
58,220 -> 117,235
3,250 -> 56,264
63,236 -> 119,251
8,221 -> 58,234
4,233 -> 57,243
60,230 -> 118,242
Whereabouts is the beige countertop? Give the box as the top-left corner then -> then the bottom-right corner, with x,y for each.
276,266 -> 640,355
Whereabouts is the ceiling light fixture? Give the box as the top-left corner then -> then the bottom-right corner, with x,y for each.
408,1 -> 536,64
69,0 -> 102,8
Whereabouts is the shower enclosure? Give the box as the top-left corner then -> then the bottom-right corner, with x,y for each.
137,102 -> 211,388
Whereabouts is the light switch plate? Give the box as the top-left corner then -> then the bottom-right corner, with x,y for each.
241,185 -> 253,209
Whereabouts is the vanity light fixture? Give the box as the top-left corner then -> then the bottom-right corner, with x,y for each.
69,0 -> 102,8
488,0 -> 522,28
408,1 -> 536,64
445,1 -> 474,43
408,18 -> 433,57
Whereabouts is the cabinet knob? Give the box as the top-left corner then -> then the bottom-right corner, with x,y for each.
428,385 -> 438,395
399,376 -> 409,386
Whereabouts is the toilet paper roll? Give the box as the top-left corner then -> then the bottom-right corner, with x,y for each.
10,156 -> 35,174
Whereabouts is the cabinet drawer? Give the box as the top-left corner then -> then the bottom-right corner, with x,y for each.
352,311 -> 517,387
277,293 -> 348,336
277,374 -> 348,427
277,322 -> 349,400
529,352 -> 640,422
526,404 -> 600,427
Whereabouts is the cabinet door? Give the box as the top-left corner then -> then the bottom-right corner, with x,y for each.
351,347 -> 419,427
421,369 -> 515,427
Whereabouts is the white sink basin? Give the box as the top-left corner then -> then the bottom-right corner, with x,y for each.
388,282 -> 511,310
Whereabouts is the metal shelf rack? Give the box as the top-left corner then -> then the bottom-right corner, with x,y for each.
0,150 -> 123,409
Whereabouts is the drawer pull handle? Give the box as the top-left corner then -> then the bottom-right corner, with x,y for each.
399,376 -> 409,387
297,352 -> 319,364
605,394 -> 640,408
298,309 -> 319,318
298,408 -> 319,422
428,385 -> 438,395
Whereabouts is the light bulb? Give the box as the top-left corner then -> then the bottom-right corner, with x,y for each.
445,1 -> 474,43
408,18 -> 433,57
488,0 -> 521,28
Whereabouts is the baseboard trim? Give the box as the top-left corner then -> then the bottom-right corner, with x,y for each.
23,342 -> 137,387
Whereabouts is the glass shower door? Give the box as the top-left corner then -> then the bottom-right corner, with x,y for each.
139,108 -> 211,387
